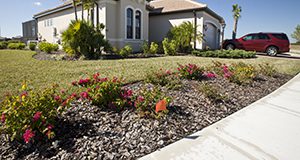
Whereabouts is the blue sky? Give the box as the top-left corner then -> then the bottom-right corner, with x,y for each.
0,0 -> 299,42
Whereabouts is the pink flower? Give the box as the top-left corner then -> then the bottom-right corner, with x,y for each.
33,112 -> 42,122
80,91 -> 89,99
205,72 -> 216,78
122,89 -> 133,99
71,92 -> 77,98
71,81 -> 77,86
166,70 -> 172,75
99,78 -> 108,82
137,96 -> 145,102
222,65 -> 229,73
54,95 -> 61,102
78,78 -> 90,86
1,113 -> 5,123
23,129 -> 35,144
47,124 -> 54,130
93,73 -> 100,80
224,72 -> 233,78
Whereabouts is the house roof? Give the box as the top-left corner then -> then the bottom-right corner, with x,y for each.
149,0 -> 207,14
149,0 -> 225,24
34,1 -> 73,19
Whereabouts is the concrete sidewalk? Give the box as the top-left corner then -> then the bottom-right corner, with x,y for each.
140,74 -> 300,160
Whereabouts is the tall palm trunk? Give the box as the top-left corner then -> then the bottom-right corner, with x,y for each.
72,0 -> 78,20
81,0 -> 84,20
96,2 -> 99,26
232,19 -> 238,39
91,4 -> 95,26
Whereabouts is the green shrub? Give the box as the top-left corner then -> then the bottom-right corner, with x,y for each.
7,43 -> 26,50
146,69 -> 182,90
119,45 -> 132,57
162,38 -> 177,55
149,42 -> 159,54
132,86 -> 170,118
62,20 -> 109,59
177,63 -> 205,80
0,83 -> 74,143
142,41 -> 149,54
200,83 -> 228,102
226,62 -> 257,85
0,41 -> 8,49
71,73 -> 132,111
38,42 -> 58,53
29,43 -> 36,51
259,63 -> 278,77
192,49 -> 256,59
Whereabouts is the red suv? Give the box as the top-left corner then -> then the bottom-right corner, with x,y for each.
223,33 -> 290,56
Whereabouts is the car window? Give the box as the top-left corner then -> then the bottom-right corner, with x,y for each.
272,34 -> 289,40
258,34 -> 270,40
243,35 -> 254,41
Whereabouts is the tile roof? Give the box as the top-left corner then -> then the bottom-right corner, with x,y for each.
149,0 -> 207,14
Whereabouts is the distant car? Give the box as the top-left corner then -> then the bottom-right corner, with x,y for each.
222,33 -> 290,56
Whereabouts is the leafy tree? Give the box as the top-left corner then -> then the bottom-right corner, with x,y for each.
62,0 -> 79,20
291,25 -> 300,43
62,20 -> 110,59
232,4 -> 242,39
168,21 -> 202,53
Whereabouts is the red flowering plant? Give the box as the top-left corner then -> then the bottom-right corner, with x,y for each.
132,86 -> 171,118
0,83 -> 75,143
177,63 -> 205,80
72,73 -> 133,111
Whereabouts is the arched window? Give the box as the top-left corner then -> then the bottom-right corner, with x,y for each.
126,8 -> 133,39
135,10 -> 141,39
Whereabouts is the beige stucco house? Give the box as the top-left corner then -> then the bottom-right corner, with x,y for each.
33,0 -> 224,51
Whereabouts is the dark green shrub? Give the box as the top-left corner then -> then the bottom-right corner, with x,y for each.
119,45 -> 132,57
192,49 -> 256,59
0,41 -> 8,49
29,43 -> 36,51
8,40 -> 21,43
52,44 -> 59,51
7,43 -> 26,50
62,20 -> 109,59
162,38 -> 177,55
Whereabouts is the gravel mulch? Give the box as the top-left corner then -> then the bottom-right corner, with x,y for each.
0,74 -> 292,160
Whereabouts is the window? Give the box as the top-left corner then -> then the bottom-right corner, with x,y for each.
126,8 -> 133,39
44,19 -> 53,27
258,34 -> 270,40
135,10 -> 141,39
272,34 -> 289,40
243,34 -> 254,41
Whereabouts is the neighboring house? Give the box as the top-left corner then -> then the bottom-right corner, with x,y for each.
22,20 -> 38,42
33,0 -> 224,51
149,0 -> 225,50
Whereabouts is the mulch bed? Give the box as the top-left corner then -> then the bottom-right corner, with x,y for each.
0,74 -> 292,160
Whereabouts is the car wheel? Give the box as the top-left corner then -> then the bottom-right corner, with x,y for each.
225,44 -> 235,50
266,46 -> 278,56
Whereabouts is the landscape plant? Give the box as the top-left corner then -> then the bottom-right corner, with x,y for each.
7,43 -> 26,50
38,42 -> 58,53
61,20 -> 110,59
162,38 -> 177,55
291,24 -> 300,43
119,45 -> 133,58
177,63 -> 205,80
0,83 -> 74,143
192,49 -> 256,59
29,43 -> 37,51
0,42 -> 8,49
149,42 -> 159,54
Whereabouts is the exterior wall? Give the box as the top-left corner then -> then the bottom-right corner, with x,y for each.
22,20 -> 38,42
202,12 -> 222,49
107,0 -> 149,52
37,7 -> 91,44
149,12 -> 204,49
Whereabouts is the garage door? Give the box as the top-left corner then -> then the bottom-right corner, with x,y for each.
204,23 -> 217,49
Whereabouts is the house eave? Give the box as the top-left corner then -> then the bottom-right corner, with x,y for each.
149,7 -> 225,24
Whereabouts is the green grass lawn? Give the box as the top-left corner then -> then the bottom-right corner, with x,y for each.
1,49 -> 300,98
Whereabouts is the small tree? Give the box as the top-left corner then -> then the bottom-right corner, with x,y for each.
291,25 -> 300,43
168,21 -> 202,53
232,4 -> 242,39
62,20 -> 110,59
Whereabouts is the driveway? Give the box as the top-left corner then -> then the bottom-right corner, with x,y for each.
257,52 -> 300,59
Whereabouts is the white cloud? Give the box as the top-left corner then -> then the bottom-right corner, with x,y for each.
34,2 -> 42,6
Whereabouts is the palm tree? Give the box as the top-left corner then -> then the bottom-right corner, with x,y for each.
232,4 -> 242,39
61,0 -> 79,21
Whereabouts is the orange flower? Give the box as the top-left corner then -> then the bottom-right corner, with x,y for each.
155,99 -> 167,113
